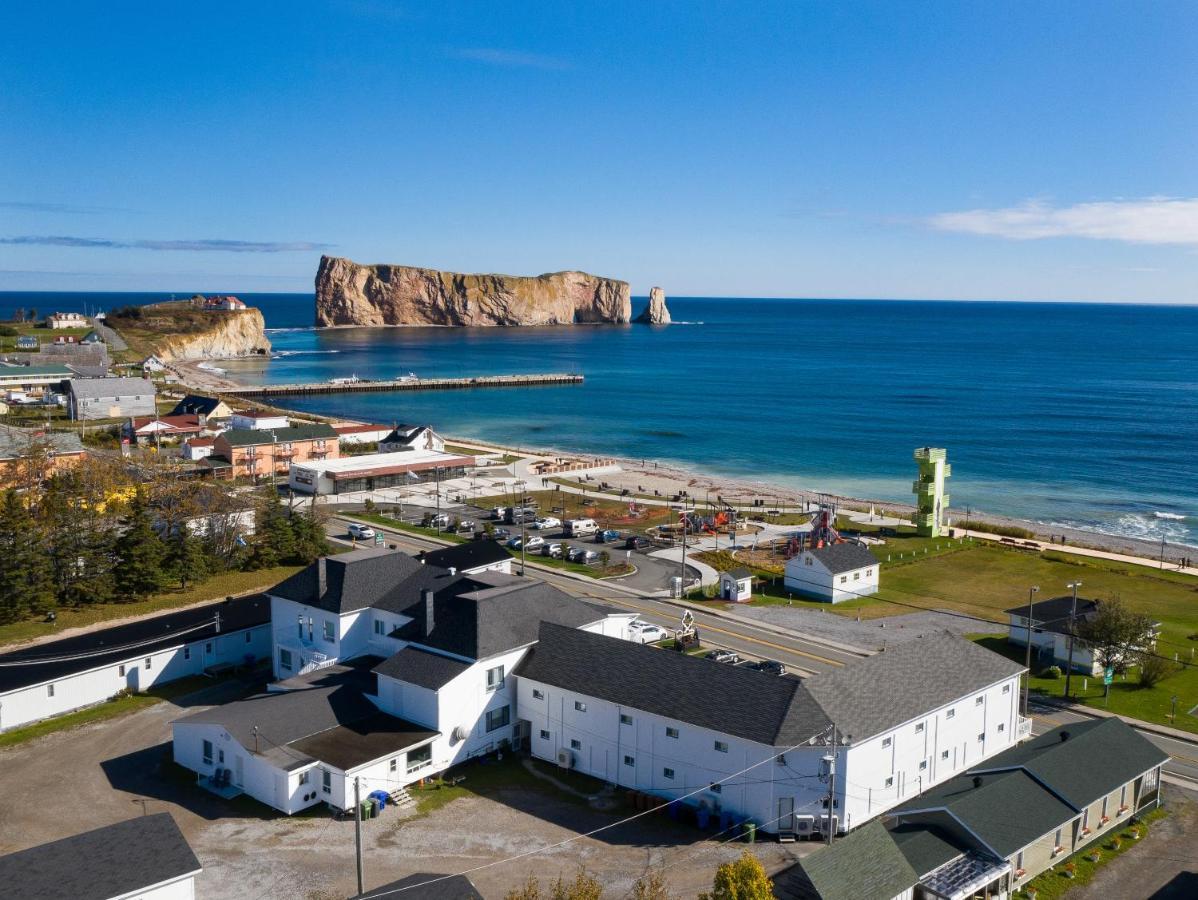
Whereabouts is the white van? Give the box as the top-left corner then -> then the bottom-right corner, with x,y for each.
567,518 -> 598,537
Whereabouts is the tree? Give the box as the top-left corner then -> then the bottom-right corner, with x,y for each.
631,871 -> 672,900
290,505 -> 332,564
503,872 -> 603,900
114,487 -> 170,599
700,851 -> 773,900
0,490 -> 54,623
168,526 -> 210,590
1076,599 -> 1155,696
42,466 -> 120,607
246,490 -> 294,569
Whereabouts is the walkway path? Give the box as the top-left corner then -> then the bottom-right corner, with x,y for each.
92,318 -> 128,351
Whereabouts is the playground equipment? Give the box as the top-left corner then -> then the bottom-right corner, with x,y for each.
783,496 -> 841,558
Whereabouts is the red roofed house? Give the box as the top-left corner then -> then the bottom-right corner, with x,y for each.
201,295 -> 247,311
182,436 -> 217,461
332,422 -> 393,446
128,414 -> 205,443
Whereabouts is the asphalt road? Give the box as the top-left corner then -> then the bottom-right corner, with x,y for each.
327,513 -> 1198,785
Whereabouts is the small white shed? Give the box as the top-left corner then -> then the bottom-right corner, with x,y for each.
719,567 -> 753,602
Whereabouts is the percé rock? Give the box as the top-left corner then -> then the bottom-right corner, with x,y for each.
154,308 -> 271,362
635,286 -> 671,325
315,256 -> 631,327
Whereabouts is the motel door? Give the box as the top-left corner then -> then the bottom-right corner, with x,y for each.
777,797 -> 795,834
234,755 -> 244,788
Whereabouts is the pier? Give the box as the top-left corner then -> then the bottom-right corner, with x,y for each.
220,372 -> 583,398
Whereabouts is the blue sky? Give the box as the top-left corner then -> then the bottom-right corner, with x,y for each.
2,0 -> 1197,301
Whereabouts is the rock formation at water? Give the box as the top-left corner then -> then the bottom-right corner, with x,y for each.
314,256 -> 631,327
153,308 -> 271,361
635,286 -> 671,325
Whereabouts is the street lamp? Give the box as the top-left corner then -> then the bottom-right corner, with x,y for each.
1064,581 -> 1082,700
1023,586 -> 1039,717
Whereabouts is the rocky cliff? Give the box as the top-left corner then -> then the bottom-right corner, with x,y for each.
152,308 -> 271,361
635,286 -> 671,325
315,256 -> 631,327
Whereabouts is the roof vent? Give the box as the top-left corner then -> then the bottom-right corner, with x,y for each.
972,776 -> 983,789
449,567 -> 457,576
1059,730 -> 1070,743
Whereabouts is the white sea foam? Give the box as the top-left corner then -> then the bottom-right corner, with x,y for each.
271,350 -> 341,358
196,362 -> 227,375
1154,511 -> 1187,520
264,326 -> 318,333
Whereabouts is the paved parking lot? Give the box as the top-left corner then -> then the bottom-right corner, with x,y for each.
0,688 -> 807,899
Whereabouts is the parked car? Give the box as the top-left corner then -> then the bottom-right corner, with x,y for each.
595,529 -> 621,544
457,519 -> 476,532
506,536 -> 525,549
749,660 -> 787,676
704,649 -> 740,664
580,549 -> 601,564
492,527 -> 511,541
533,516 -> 562,530
523,535 -> 545,551
624,535 -> 651,550
541,542 -> 564,558
566,546 -> 588,562
629,622 -> 668,644
347,523 -> 376,540
430,513 -> 450,528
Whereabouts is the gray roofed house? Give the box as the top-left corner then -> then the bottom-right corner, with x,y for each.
68,375 -> 156,421
803,634 -> 1026,741
0,813 -> 201,900
805,542 -> 879,574
418,539 -> 512,574
772,821 -> 919,900
0,425 -> 85,462
380,423 -> 444,453
1003,595 -> 1101,636
888,823 -> 966,876
218,421 -> 338,447
170,393 -> 234,419
270,548 -> 433,614
516,622 -> 834,747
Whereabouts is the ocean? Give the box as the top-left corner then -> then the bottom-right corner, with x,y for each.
3,291 -> 1196,548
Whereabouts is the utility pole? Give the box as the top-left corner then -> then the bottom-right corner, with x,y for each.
825,725 -> 838,847
434,466 -> 441,521
519,480 -> 527,576
1064,580 -> 1082,700
354,776 -> 364,896
1023,585 -> 1039,716
679,497 -> 688,598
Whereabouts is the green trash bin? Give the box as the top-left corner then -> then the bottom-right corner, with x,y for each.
743,821 -> 756,843
360,801 -> 372,820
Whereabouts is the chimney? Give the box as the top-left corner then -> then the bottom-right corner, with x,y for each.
423,588 -> 435,636
1059,730 -> 1070,743
317,557 -> 327,599
972,776 -> 983,789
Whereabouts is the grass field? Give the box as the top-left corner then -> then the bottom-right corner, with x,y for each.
0,564 -> 305,649
0,321 -> 91,353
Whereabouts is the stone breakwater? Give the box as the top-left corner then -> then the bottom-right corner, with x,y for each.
314,255 -> 631,327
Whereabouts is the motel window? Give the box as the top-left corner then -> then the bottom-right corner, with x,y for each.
666,727 -> 679,739
998,723 -> 1006,733
1016,851 -> 1024,871
620,714 -> 633,725
389,758 -> 397,773
946,708 -> 955,719
571,739 -> 582,750
1082,809 -> 1089,830
1120,785 -> 1127,807
575,701 -> 587,712
486,665 -> 505,692
206,642 -> 214,654
866,569 -> 873,577
882,736 -> 892,748
663,768 -> 675,780
374,620 -> 385,635
245,631 -> 252,643
919,760 -> 928,771
532,689 -> 544,700
624,755 -> 635,767
485,705 -> 511,732
202,740 -> 213,765
1102,797 -> 1108,818
853,572 -> 860,581
47,684 -> 55,698
406,744 -> 432,774
915,723 -> 924,733
118,664 -> 126,677
839,576 -> 848,584
976,696 -> 984,707
710,783 -> 722,794
977,733 -> 985,743
941,749 -> 950,760
323,620 -> 335,643
184,647 -> 191,661
280,648 -> 293,671
885,777 -> 894,788
714,740 -> 729,753
145,657 -> 152,670
1002,684 -> 1011,694
540,730 -> 550,741
322,770 -> 331,794
299,770 -> 310,785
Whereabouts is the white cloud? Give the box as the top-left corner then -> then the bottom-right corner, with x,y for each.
929,197 -> 1198,245
450,47 -> 570,70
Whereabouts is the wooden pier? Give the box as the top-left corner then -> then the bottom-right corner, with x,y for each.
221,372 -> 583,398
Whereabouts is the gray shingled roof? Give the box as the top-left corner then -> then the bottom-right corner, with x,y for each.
970,717 -> 1168,810
0,426 -> 84,460
373,646 -> 472,689
516,622 -> 833,747
219,422 -> 337,447
0,813 -> 200,900
889,824 -> 966,877
1002,595 -> 1100,636
419,540 -> 511,572
806,542 -> 878,574
772,821 -> 919,900
171,394 -> 227,416
270,549 -> 433,614
723,567 -> 753,580
803,634 -> 1025,741
68,375 -> 154,399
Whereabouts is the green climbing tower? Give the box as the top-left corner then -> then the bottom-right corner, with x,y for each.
912,447 -> 951,537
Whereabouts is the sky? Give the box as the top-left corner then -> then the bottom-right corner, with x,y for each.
2,1 -> 1197,302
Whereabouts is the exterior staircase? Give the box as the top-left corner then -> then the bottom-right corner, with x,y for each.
389,786 -> 415,809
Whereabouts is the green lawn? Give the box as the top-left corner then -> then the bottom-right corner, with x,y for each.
0,322 -> 91,353
1015,806 -> 1167,900
0,564 -> 305,649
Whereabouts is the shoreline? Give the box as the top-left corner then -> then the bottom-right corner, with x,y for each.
162,361 -> 1196,560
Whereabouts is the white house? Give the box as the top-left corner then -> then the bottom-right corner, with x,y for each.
333,422 -> 394,445
182,436 -> 217,460
418,540 -> 513,576
718,567 -> 753,602
0,595 -> 271,733
1005,595 -> 1158,676
172,548 -> 637,814
517,626 -> 1028,838
229,410 -> 290,431
47,311 -> 89,329
379,424 -> 445,453
141,354 -> 168,373
0,813 -> 201,900
784,542 -> 880,603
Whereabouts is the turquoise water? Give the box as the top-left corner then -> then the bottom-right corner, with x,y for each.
4,292 -> 1196,547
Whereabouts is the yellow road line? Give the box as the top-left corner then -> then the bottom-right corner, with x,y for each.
1169,751 -> 1198,766
579,591 -> 845,668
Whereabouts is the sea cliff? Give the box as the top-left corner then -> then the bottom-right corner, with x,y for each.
314,256 -> 631,327
106,301 -> 271,361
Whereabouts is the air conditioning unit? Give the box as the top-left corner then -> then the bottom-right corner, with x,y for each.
794,816 -> 816,836
556,749 -> 574,769
451,725 -> 469,743
819,814 -> 840,835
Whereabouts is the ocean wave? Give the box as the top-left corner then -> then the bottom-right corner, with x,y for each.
196,362 -> 227,375
271,350 -> 341,358
1154,511 -> 1188,520
1039,514 -> 1197,549
669,321 -> 705,325
264,326 -> 318,333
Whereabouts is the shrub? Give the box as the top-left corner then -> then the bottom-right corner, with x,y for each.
957,519 -> 1035,539
1062,861 -> 1077,878
109,304 -> 143,320
0,325 -> 17,337
1138,654 -> 1177,688
1042,665 -> 1062,680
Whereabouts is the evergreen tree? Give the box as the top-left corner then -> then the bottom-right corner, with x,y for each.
114,488 -> 170,599
246,490 -> 294,570
290,506 -> 332,564
169,526 -> 211,590
43,474 -> 116,607
0,490 -> 54,623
